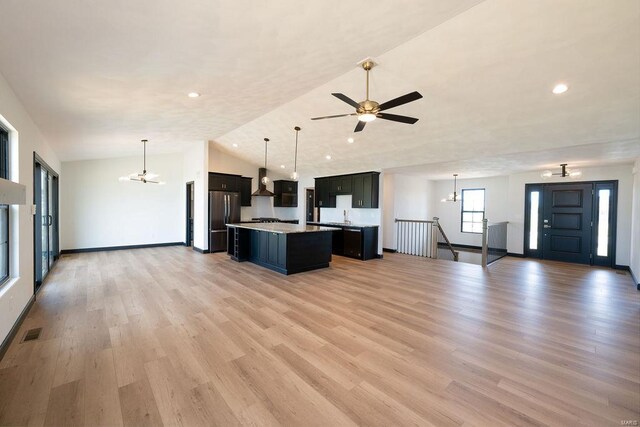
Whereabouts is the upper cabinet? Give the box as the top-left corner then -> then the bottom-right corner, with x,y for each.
330,176 -> 352,195
273,180 -> 298,207
209,172 -> 241,192
314,177 -> 335,208
314,172 -> 379,209
351,172 -> 379,208
240,177 -> 252,206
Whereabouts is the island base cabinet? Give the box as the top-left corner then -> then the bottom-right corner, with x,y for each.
244,230 -> 330,274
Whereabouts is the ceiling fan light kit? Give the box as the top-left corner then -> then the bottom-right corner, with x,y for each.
311,59 -> 423,132
119,139 -> 164,184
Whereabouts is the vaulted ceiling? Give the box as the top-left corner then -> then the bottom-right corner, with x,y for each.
1,0 -> 638,178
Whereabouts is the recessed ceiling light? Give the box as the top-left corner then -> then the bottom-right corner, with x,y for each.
552,83 -> 568,94
280,164 -> 285,169
325,155 -> 332,160
347,137 -> 354,143
188,92 -> 200,98
232,143 -> 238,148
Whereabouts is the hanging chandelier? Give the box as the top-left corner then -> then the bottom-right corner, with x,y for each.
119,139 -> 164,184
291,126 -> 301,181
541,163 -> 582,179
441,174 -> 461,202
261,138 -> 270,185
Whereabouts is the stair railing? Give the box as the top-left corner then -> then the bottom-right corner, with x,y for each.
395,217 -> 458,261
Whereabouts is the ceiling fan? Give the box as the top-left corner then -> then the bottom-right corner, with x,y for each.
311,59 -> 423,132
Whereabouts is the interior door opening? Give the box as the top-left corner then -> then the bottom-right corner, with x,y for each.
34,153 -> 59,292
186,182 -> 194,246
524,181 -> 617,267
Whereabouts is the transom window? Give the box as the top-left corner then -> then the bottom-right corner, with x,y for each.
461,188 -> 485,233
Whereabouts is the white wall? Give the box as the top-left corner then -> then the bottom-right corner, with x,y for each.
184,141 -> 209,250
60,154 -> 183,250
208,143 -> 296,221
0,71 -> 61,345
629,159 -> 640,286
381,173 -> 437,250
435,175 -> 510,247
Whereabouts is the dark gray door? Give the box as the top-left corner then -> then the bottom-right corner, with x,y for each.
542,183 -> 593,264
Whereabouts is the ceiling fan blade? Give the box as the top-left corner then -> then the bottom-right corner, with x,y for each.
354,120 -> 366,132
378,91 -> 423,111
376,113 -> 419,124
311,113 -> 357,120
332,93 -> 361,109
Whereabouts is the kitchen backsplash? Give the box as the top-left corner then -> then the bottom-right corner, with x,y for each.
319,195 -> 381,225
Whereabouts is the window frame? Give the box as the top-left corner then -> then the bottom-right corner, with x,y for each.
460,188 -> 485,234
0,126 -> 10,286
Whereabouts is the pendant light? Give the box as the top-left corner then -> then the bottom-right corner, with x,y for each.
118,139 -> 164,184
541,163 -> 582,179
441,174 -> 461,202
291,126 -> 301,181
261,138 -> 270,185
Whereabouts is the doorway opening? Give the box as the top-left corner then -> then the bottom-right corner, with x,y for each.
186,182 -> 194,246
524,181 -> 617,266
305,188 -> 315,222
34,153 -> 59,292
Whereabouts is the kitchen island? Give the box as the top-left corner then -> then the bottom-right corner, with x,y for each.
226,223 -> 339,274
308,222 -> 379,260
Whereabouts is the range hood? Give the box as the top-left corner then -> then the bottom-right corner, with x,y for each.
251,168 -> 274,197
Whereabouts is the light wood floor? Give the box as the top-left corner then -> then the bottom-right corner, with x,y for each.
0,247 -> 638,426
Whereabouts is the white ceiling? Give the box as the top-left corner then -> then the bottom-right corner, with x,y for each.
1,0 -> 639,179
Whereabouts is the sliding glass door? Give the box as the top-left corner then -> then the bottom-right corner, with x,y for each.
34,154 -> 58,291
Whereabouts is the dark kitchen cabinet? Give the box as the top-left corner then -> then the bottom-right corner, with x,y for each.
308,222 -> 379,260
330,176 -> 352,195
314,178 -> 335,208
240,177 -> 252,206
343,229 -> 362,258
209,172 -> 241,192
250,230 -> 286,269
267,232 -> 286,268
352,172 -> 379,208
273,180 -> 298,207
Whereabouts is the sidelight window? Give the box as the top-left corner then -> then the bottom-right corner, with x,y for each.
528,191 -> 540,250
596,189 -> 610,257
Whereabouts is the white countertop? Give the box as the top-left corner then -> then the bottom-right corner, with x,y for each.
307,221 -> 379,228
227,223 -> 340,234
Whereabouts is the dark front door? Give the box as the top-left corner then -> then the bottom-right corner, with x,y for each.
542,183 -> 593,264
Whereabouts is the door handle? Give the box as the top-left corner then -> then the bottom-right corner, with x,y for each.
48,215 -> 53,226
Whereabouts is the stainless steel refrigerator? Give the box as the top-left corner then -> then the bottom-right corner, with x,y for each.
209,191 -> 240,252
